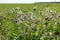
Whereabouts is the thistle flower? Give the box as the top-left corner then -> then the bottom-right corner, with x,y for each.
18,15 -> 24,20
18,11 -> 24,20
18,11 -> 23,16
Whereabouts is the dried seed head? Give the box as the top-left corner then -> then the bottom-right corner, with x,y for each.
56,14 -> 60,18
27,12 -> 34,20
16,7 -> 20,11
58,15 -> 60,18
54,22 -> 57,24
48,32 -> 53,36
39,10 -> 43,14
31,24 -> 36,30
16,19 -> 22,25
50,10 -> 56,15
45,16 -> 52,21
33,6 -> 37,11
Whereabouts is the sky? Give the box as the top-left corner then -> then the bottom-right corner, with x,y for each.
0,0 -> 60,3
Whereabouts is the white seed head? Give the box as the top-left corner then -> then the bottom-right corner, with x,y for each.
16,7 -> 20,11
50,10 -> 56,15
33,6 -> 37,11
49,32 -> 53,36
33,6 -> 37,9
9,8 -> 15,13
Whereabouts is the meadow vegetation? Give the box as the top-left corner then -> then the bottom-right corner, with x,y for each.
0,3 -> 60,40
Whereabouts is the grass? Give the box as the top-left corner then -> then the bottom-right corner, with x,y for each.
0,3 -> 60,40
